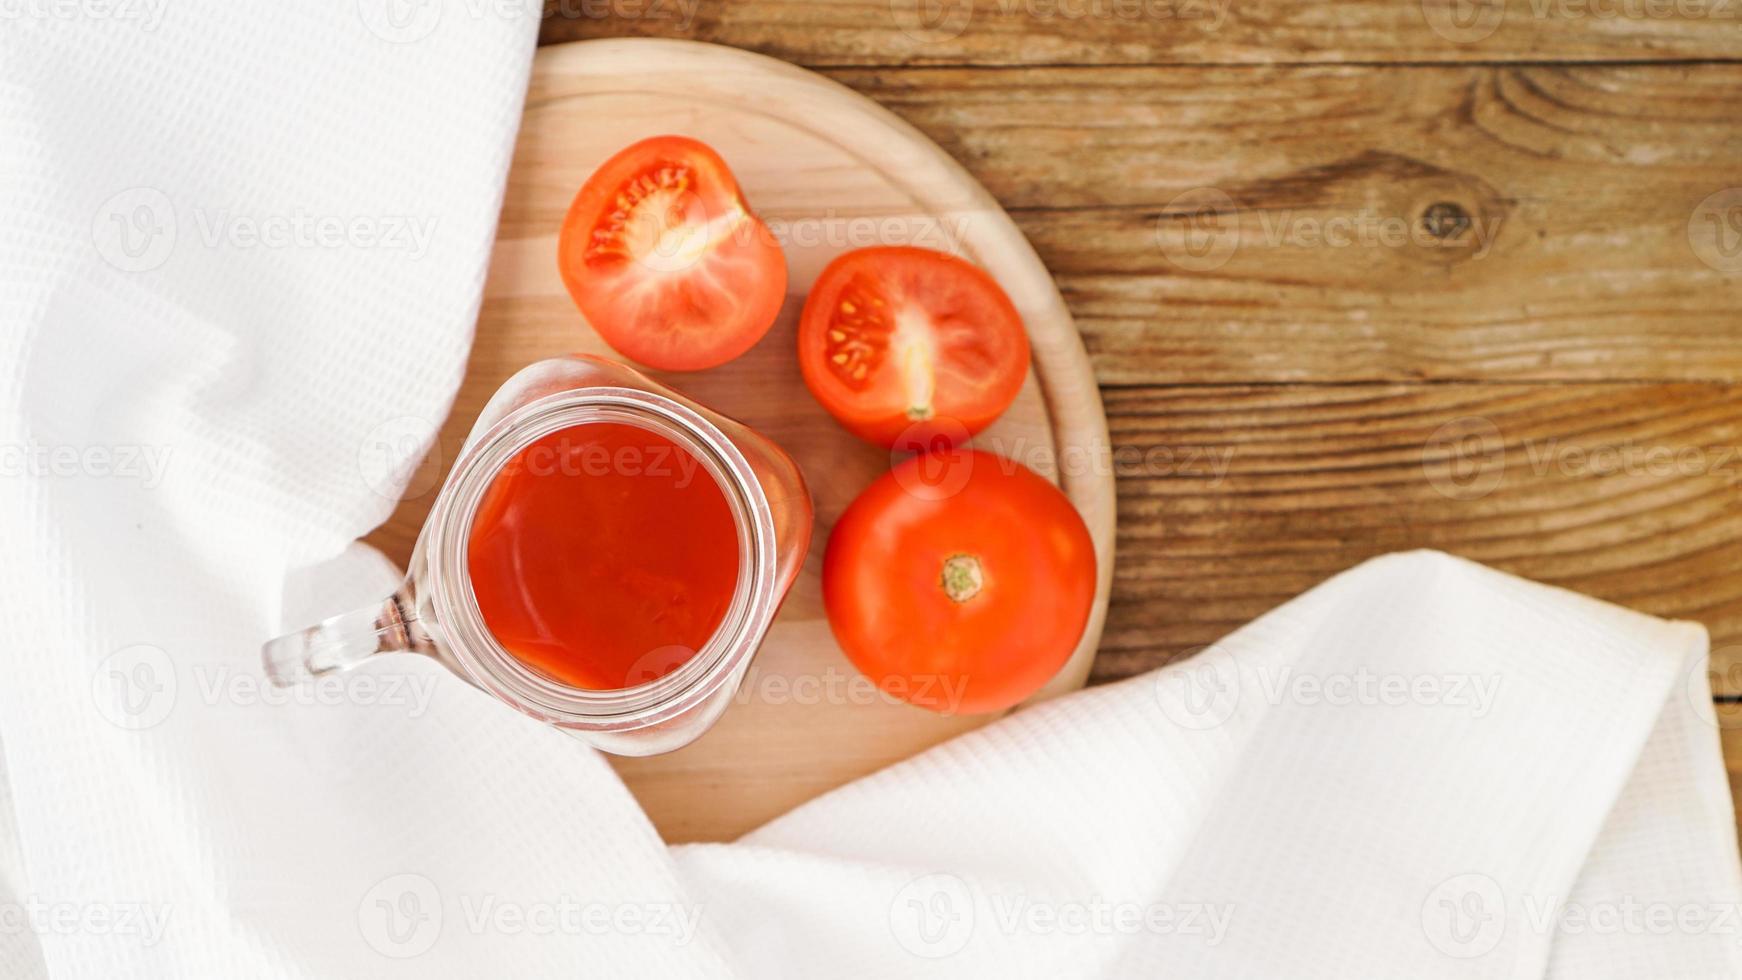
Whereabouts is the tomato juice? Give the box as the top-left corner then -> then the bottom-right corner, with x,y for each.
465,422 -> 741,691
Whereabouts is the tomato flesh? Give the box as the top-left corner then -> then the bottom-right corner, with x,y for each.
822,449 -> 1096,714
559,136 -> 787,372
799,247 -> 1029,448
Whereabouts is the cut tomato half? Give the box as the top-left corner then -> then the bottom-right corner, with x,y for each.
797,246 -> 1029,448
558,135 -> 787,372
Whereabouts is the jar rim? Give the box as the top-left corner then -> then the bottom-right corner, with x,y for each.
421,385 -> 780,731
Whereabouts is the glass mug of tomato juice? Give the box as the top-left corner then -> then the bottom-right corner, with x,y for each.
262,356 -> 813,755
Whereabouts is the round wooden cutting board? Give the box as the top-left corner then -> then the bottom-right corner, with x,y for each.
367,38 -> 1115,843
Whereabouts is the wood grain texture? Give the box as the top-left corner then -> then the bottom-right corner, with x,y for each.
1087,382 -> 1742,692
820,64 -> 1742,384
538,0 -> 1742,66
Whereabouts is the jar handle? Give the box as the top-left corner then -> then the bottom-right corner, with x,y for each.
263,584 -> 431,686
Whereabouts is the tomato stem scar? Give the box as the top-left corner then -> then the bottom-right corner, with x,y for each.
940,553 -> 985,603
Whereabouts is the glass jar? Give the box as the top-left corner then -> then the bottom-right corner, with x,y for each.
263,355 -> 813,755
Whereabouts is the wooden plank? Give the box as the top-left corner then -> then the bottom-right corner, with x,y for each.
820,64 -> 1742,384
1089,381 -> 1742,695
538,0 -> 1742,65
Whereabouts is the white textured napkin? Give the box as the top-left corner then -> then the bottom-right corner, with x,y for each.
4,6 -> 1740,979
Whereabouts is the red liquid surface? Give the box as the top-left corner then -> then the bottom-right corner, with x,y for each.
466,422 -> 740,690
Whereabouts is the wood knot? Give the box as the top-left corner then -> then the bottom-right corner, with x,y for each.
1421,201 -> 1473,241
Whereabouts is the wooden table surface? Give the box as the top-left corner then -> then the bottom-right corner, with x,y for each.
530,4 -> 1742,830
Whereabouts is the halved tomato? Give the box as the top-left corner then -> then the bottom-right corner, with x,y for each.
797,246 -> 1029,448
558,135 -> 787,371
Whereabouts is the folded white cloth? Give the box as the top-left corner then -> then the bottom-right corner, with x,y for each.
3,7 -> 1739,979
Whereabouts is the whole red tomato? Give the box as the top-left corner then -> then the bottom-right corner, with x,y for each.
822,448 -> 1096,714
